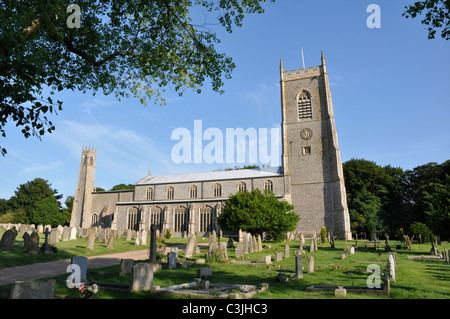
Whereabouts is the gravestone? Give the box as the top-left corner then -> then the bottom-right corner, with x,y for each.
86,228 -> 95,250
349,246 -> 355,255
257,255 -> 272,264
71,256 -> 88,282
172,246 -> 179,258
41,227 -> 52,253
28,231 -> 40,255
274,251 -> 282,262
70,227 -> 77,240
219,242 -> 228,261
48,229 -> 60,246
130,263 -> 153,292
0,228 -> 17,251
243,233 -> 249,254
257,235 -> 263,251
235,243 -> 243,259
295,255 -> 303,278
196,266 -> 212,279
106,229 -> 116,249
300,234 -> 305,250
149,224 -> 157,264
335,287 -> 346,298
37,225 -> 44,233
135,231 -> 141,246
62,226 -> 70,241
285,245 -> 290,258
141,229 -> 147,245
126,229 -> 132,241
10,280 -> 55,299
22,232 -> 30,250
309,237 -> 315,253
120,259 -> 134,275
388,253 -> 396,282
308,256 -> 314,273
184,234 -> 197,259
168,251 -> 177,269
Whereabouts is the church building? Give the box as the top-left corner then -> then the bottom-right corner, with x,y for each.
70,52 -> 352,239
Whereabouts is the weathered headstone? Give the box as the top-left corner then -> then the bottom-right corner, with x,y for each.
22,232 -> 30,250
62,226 -> 70,241
257,235 -> 263,252
235,243 -> 243,259
120,259 -> 134,275
41,227 -> 52,253
274,251 -> 282,262
37,224 -> 44,233
71,256 -> 88,282
308,256 -> 314,273
335,286 -> 346,298
285,245 -> 290,258
168,251 -> 177,269
28,231 -> 40,255
309,237 -> 315,252
48,229 -> 60,246
129,263 -> 153,292
388,253 -> 396,282
141,229 -> 147,246
0,228 -> 17,251
295,255 -> 303,278
196,266 -> 212,279
70,227 -> 77,240
257,255 -> 272,264
126,229 -> 132,241
149,224 -> 157,264
184,234 -> 197,259
10,280 -> 55,299
106,229 -> 116,249
86,227 -> 95,250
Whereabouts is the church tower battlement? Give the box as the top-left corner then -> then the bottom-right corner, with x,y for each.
280,52 -> 351,239
70,146 -> 97,228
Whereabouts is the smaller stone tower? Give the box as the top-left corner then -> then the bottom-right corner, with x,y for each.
70,147 -> 97,228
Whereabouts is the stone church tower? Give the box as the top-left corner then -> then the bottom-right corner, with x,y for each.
280,52 -> 351,239
70,146 -> 96,228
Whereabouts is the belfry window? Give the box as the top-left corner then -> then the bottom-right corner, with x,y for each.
298,90 -> 312,120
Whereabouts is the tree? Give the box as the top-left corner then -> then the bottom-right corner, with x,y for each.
110,183 -> 135,191
8,177 -> 62,223
216,188 -> 298,241
403,0 -> 450,40
30,196 -> 66,227
0,0 -> 275,155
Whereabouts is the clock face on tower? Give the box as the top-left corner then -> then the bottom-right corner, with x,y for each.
300,128 -> 313,140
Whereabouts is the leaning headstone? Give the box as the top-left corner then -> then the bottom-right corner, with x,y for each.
308,256 -> 314,273
184,234 -> 197,259
0,229 -> 17,251
86,228 -> 95,250
120,259 -> 134,275
71,256 -> 88,282
129,263 -> 153,292
295,255 -> 303,278
106,230 -> 116,249
10,280 -> 55,299
388,253 -> 396,282
168,251 -> 177,269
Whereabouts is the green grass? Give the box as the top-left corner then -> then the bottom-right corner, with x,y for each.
1,230 -> 449,299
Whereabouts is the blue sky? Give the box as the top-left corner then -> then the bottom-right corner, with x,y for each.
1,0 -> 449,205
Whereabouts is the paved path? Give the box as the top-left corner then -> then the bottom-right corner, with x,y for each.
0,249 -> 152,286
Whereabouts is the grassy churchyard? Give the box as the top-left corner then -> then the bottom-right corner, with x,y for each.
0,229 -> 449,299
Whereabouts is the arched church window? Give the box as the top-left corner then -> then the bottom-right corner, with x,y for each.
127,206 -> 140,231
150,206 -> 162,231
189,185 -> 197,199
167,186 -> 174,200
264,180 -> 274,193
213,183 -> 222,198
237,181 -> 247,192
297,90 -> 312,120
146,187 -> 153,200
174,206 -> 186,232
199,206 -> 213,233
